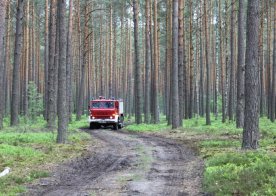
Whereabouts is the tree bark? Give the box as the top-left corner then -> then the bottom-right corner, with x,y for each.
47,0 -> 57,129
166,0 -> 172,124
271,3 -> 276,122
172,0 -> 180,129
109,4 -> 113,98
57,0 -> 68,143
152,0 -> 159,124
76,0 -> 89,121
266,3 -> 272,119
259,1 -> 264,117
178,0 -> 184,125
133,0 -> 142,124
44,0 -> 49,119
236,0 -> 245,128
112,9 -> 117,98
242,0 -> 260,149
219,0 -> 226,123
204,0 -> 211,125
3,0 -> 10,118
11,0 -> 24,126
229,0 -> 235,121
144,0 -> 151,124
66,0 -> 73,122
188,0 -> 194,119
0,0 -> 7,129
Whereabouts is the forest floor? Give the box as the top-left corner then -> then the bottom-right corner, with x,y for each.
24,128 -> 204,196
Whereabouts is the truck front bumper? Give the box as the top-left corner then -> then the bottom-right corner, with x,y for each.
88,118 -> 117,124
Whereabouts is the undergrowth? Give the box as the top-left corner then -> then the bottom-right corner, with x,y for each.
0,115 -> 90,196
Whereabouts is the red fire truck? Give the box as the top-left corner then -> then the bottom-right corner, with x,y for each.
88,97 -> 124,130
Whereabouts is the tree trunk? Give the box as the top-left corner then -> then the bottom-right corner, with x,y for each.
166,0 -> 172,124
266,2 -> 271,119
109,4 -> 113,98
189,0 -> 194,119
11,0 -> 24,126
152,0 -> 159,124
44,0 -> 49,119
200,22 -> 204,117
236,0 -> 245,128
133,0 -> 142,124
172,0 -> 180,129
57,0 -> 67,143
31,2 -> 36,83
47,0 -> 57,129
204,0 -> 211,125
229,0 -> 235,121
3,0 -> 10,118
224,0 -> 229,123
271,4 -> 276,122
112,10 -> 117,98
76,0 -> 89,121
178,0 -> 184,125
219,0 -> 226,123
242,0 -> 260,149
259,1 -> 264,117
0,0 -> 7,129
144,0 -> 151,124
23,0 -> 29,116
66,0 -> 73,122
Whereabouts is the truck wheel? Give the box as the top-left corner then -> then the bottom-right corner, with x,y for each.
113,123 -> 119,130
90,123 -> 94,129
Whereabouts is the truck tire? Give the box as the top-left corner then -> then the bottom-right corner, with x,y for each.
90,123 -> 94,129
118,122 -> 123,129
113,123 -> 119,130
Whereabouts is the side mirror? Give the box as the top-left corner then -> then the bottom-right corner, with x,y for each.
88,105 -> 90,109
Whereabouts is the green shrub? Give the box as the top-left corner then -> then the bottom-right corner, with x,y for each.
200,139 -> 240,148
28,82 -> 43,122
204,152 -> 276,195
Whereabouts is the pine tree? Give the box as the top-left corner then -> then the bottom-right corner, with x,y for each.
242,0 -> 260,149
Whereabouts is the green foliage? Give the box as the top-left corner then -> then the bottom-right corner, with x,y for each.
0,132 -> 54,145
0,170 -> 50,196
28,81 -> 43,122
200,139 -> 240,148
183,116 -> 242,135
204,152 -> 276,196
0,115 -> 91,195
126,122 -> 169,132
68,114 -> 89,131
126,115 -> 170,132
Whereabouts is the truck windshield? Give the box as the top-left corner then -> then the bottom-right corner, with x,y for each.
92,101 -> 114,109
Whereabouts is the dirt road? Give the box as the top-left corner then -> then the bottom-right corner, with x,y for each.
26,129 -> 203,196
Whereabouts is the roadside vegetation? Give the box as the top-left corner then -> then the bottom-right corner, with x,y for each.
0,116 -> 90,196
125,116 -> 276,195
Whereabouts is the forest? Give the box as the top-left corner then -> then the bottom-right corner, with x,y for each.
0,0 -> 275,195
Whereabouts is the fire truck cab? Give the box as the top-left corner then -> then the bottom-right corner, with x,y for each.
88,97 -> 124,130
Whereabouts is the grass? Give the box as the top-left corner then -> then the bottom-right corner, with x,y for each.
126,115 -> 169,132
126,122 -> 170,132
0,115 -> 91,196
125,114 -> 276,196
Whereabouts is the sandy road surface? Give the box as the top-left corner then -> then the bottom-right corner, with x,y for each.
25,129 -> 203,196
